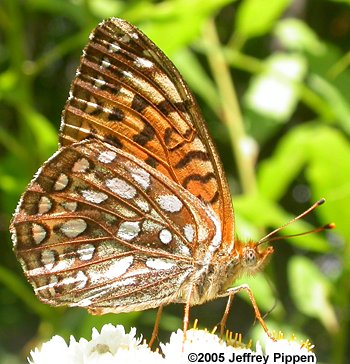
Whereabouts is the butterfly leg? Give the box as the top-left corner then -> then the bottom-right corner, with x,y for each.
149,304 -> 164,348
219,284 -> 275,340
219,292 -> 234,336
182,284 -> 194,346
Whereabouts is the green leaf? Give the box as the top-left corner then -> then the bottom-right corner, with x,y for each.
309,74 -> 350,135
305,126 -> 350,240
23,107 -> 58,160
88,0 -> 124,19
288,256 -> 338,333
258,123 -> 348,205
258,128 -> 309,201
236,0 -> 291,39
136,0 -> 234,54
0,70 -> 17,98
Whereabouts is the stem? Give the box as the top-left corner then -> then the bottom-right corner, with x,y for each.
204,19 -> 257,195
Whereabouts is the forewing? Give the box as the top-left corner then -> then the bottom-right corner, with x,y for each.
11,139 -> 216,312
60,18 -> 234,245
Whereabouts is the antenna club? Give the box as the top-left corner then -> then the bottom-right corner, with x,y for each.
317,198 -> 326,206
325,223 -> 336,230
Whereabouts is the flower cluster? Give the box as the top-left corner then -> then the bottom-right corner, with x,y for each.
28,324 -> 316,364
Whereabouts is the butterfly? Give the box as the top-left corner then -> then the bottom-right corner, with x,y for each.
10,18 -> 330,344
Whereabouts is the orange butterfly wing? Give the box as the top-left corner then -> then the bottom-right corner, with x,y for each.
60,18 -> 234,248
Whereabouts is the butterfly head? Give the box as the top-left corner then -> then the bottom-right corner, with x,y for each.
234,199 -> 335,276
236,241 -> 274,275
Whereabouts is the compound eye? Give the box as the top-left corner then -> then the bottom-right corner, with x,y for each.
244,248 -> 257,267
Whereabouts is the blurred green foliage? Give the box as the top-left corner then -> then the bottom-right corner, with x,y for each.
0,0 -> 349,363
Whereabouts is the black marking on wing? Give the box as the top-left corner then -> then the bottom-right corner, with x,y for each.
209,191 -> 220,204
175,151 -> 209,169
133,123 -> 155,146
104,135 -> 123,149
108,107 -> 125,121
182,172 -> 216,189
145,156 -> 158,168
131,94 -> 149,113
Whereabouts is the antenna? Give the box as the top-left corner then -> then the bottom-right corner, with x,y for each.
258,198 -> 335,245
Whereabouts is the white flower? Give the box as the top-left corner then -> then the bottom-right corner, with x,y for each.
28,325 -> 316,363
29,335 -> 72,364
161,329 -> 256,364
28,324 -> 163,364
258,336 -> 317,363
